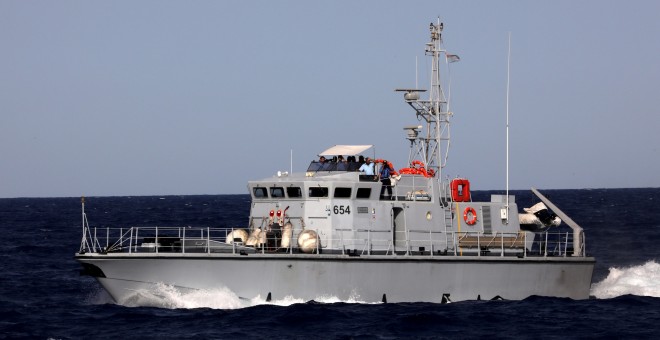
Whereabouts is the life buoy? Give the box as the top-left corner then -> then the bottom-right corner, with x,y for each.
463,206 -> 477,225
411,160 -> 425,168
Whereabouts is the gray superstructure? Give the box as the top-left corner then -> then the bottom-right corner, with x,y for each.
76,20 -> 595,304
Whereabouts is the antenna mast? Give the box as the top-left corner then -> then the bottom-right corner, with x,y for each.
396,18 -> 452,182
503,32 -> 511,223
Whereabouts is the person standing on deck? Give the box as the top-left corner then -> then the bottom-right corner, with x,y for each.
336,155 -> 348,171
358,157 -> 375,175
379,161 -> 392,199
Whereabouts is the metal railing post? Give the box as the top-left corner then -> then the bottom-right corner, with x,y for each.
429,230 -> 433,257
182,227 -> 186,254
405,229 -> 410,255
339,229 -> 345,255
93,227 -> 97,252
477,232 -> 482,257
500,232 -> 504,257
367,230 -> 371,255
129,227 -> 133,254
231,228 -> 236,254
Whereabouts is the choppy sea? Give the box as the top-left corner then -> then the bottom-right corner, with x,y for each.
1,188 -> 659,339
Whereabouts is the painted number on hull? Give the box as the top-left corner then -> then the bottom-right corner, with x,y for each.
333,205 -> 351,215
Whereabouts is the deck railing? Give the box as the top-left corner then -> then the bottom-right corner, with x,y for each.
78,225 -> 584,258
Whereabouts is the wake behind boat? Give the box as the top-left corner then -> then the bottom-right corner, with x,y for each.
76,19 -> 594,304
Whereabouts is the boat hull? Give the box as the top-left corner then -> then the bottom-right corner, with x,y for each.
77,253 -> 595,304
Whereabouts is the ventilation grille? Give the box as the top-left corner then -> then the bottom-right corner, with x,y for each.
483,206 -> 492,234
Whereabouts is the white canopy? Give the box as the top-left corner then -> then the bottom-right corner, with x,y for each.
318,145 -> 373,156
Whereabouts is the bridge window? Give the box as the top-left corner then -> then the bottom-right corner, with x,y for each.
270,187 -> 285,198
309,187 -> 329,198
356,188 -> 372,199
334,187 -> 352,198
287,187 -> 302,198
253,187 -> 268,198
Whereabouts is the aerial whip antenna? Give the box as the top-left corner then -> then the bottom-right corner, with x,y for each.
416,56 -> 418,89
503,32 -> 511,223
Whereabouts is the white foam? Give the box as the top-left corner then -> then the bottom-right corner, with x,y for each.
591,261 -> 660,299
109,283 -> 376,309
118,283 -> 249,309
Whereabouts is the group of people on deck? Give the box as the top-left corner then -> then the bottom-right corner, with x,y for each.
318,155 -> 393,200
317,155 -> 371,170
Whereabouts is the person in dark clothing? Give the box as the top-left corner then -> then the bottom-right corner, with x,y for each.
379,161 -> 392,199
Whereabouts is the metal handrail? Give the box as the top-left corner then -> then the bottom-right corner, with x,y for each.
79,225 -> 582,258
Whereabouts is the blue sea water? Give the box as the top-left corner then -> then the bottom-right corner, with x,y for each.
1,188 -> 659,339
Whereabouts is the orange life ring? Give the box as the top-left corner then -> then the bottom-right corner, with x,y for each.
463,206 -> 477,225
411,160 -> 425,168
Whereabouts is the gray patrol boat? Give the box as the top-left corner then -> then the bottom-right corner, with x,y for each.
76,20 -> 595,304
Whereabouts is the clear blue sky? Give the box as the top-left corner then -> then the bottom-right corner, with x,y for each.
2,0 -> 659,197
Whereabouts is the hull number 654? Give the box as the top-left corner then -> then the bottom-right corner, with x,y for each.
333,205 -> 351,215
